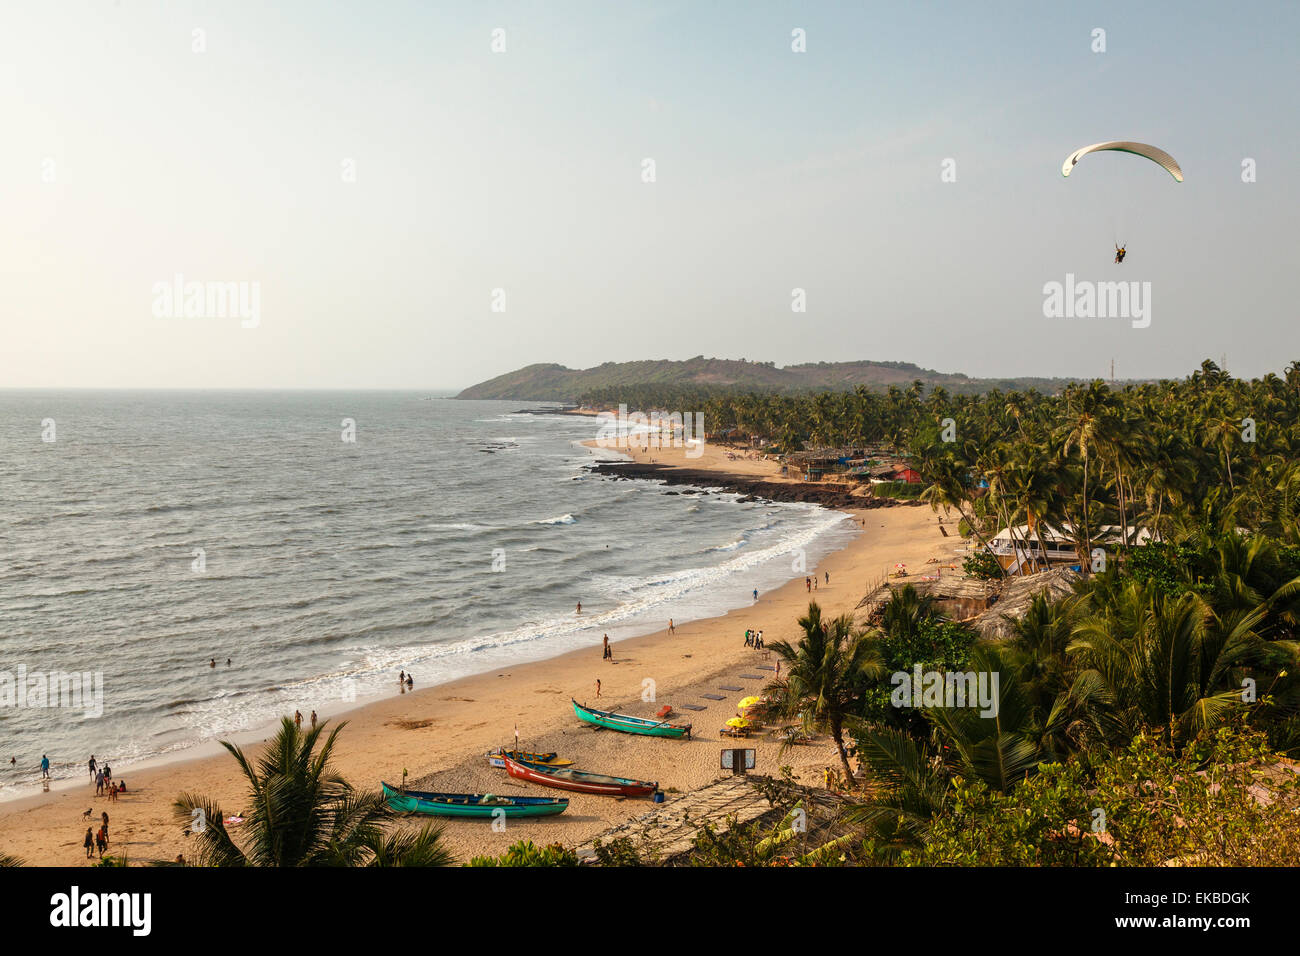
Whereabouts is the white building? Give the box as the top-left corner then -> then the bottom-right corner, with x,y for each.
985,522 -> 1154,571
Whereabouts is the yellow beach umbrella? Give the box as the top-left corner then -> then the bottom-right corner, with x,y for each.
738,696 -> 762,710
726,717 -> 752,729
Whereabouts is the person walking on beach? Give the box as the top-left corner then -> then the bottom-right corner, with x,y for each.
744,629 -> 752,647
40,754 -> 50,779
406,674 -> 413,689
294,710 -> 302,730
595,678 -> 601,697
399,670 -> 405,684
310,710 -> 318,728
805,577 -> 811,592
95,770 -> 104,796
83,827 -> 95,859
668,619 -> 675,634
102,762 -> 111,782
95,827 -> 106,859
88,755 -> 97,779
602,634 -> 612,660
825,571 -> 830,585
753,589 -> 758,603
101,811 -> 110,845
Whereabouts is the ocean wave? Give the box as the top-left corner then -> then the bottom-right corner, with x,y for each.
707,538 -> 747,553
534,513 -> 576,525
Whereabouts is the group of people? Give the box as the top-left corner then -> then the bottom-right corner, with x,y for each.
90,755 -> 125,799
78,756 -> 126,861
293,709 -> 320,729
805,571 -> 830,592
83,810 -> 111,859
398,671 -> 414,690
744,628 -> 766,648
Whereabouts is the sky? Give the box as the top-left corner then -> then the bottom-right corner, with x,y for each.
2,0 -> 1296,389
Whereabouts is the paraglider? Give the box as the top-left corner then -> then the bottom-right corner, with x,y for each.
1062,141 -> 1182,263
1061,141 -> 1183,182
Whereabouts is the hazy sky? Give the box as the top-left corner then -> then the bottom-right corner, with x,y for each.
3,1 -> 1296,389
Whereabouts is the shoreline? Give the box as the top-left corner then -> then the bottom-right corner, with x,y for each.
0,441 -> 858,805
0,439 -> 954,865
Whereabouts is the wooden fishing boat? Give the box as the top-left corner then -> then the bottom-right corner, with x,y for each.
381,782 -> 568,818
571,699 -> 692,739
484,748 -> 574,770
502,754 -> 658,797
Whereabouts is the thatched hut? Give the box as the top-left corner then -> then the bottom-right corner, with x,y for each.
856,566 -> 1081,640
968,567 -> 1081,640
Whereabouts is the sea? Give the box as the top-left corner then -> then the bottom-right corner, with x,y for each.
0,392 -> 857,795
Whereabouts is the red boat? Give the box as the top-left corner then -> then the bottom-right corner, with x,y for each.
502,754 -> 659,797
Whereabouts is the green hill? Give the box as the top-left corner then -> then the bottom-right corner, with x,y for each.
454,357 -> 1086,401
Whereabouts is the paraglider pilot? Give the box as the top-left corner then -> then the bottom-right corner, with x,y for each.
1114,244 -> 1126,264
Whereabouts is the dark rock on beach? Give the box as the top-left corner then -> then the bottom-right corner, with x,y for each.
585,461 -> 922,510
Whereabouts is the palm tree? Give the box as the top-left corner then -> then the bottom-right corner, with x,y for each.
174,718 -> 453,867
846,724 -> 950,853
1204,416 -> 1241,490
765,602 -> 882,785
1057,382 -> 1115,576
917,450 -> 1002,572
878,584 -> 938,642
1067,586 -> 1261,747
927,645 -> 1046,792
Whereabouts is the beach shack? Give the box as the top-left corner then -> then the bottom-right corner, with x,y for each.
786,446 -> 866,481
985,522 -> 1154,573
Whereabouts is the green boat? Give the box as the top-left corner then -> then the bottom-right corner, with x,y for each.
381,782 -> 568,818
572,699 -> 692,739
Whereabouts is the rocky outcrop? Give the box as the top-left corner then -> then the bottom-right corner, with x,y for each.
586,461 -> 921,510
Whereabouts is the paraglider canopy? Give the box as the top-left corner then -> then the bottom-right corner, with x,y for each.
1061,141 -> 1183,182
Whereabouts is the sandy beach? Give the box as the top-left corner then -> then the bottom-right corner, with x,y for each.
0,438 -> 954,865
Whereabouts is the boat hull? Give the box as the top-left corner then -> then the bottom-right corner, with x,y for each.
381,782 -> 568,818
572,699 -> 692,739
484,748 -> 574,770
503,755 -> 658,797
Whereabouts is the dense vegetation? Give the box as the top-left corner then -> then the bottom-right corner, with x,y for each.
586,360 -> 1300,557
584,359 -> 1300,865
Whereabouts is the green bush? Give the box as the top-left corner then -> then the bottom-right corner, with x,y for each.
871,481 -> 924,500
466,840 -> 580,867
962,550 -> 1002,580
